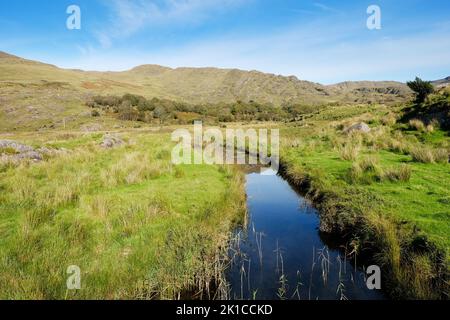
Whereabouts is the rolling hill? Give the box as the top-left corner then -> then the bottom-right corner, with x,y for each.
0,51 -> 412,131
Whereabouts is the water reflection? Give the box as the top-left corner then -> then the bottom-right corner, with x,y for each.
227,169 -> 385,300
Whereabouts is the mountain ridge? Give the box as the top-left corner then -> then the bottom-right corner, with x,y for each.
432,76 -> 450,87
0,51 -> 412,106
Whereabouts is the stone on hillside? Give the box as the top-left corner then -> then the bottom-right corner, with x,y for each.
37,147 -> 69,157
100,134 -> 124,148
344,122 -> 371,134
0,140 -> 65,163
0,140 -> 34,153
16,151 -> 43,161
81,123 -> 103,132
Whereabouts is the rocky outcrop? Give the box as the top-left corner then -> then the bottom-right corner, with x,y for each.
344,122 -> 371,134
0,140 -> 66,163
100,134 -> 124,148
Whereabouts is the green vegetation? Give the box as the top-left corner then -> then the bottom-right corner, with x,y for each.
0,52 -> 448,300
86,93 -> 322,124
407,77 -> 434,103
278,98 -> 449,299
0,51 -> 411,132
0,131 -> 246,299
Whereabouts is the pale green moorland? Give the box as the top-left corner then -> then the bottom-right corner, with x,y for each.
0,91 -> 449,300
0,130 -> 246,299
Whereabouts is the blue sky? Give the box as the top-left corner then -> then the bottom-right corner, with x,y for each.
1,0 -> 449,84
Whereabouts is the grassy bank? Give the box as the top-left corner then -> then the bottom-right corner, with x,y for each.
278,104 -> 449,299
0,130 -> 246,299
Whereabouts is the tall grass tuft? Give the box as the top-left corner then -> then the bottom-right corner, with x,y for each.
410,147 -> 435,163
338,143 -> 360,161
348,156 -> 385,184
381,114 -> 397,126
410,147 -> 448,164
383,164 -> 412,182
433,149 -> 449,164
409,119 -> 425,132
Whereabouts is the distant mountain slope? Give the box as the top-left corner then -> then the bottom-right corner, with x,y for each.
432,76 -> 450,87
328,81 -> 412,104
0,51 -> 411,106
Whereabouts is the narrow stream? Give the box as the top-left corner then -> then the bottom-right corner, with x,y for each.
227,168 -> 385,300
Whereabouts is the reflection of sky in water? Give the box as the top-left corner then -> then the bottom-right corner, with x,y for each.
227,171 -> 385,300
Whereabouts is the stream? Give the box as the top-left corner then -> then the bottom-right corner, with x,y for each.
227,168 -> 385,300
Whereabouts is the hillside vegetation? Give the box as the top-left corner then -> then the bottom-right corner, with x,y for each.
0,52 -> 412,132
278,94 -> 449,299
0,130 -> 246,299
0,51 -> 448,300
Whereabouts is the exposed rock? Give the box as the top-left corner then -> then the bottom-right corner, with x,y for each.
81,123 -> 103,132
37,147 -> 69,157
16,151 -> 43,161
344,122 -> 371,134
0,140 -> 34,153
100,134 -> 124,148
0,140 -> 64,163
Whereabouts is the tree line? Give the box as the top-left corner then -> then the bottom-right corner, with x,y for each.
86,94 -> 320,124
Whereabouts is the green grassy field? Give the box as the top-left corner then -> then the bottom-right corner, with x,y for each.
0,84 -> 448,300
278,103 -> 449,299
0,130 -> 246,299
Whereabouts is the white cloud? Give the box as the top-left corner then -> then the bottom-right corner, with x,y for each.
62,14 -> 450,84
95,0 -> 249,46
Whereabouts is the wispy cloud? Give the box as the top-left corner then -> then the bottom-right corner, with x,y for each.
62,15 -> 450,84
95,0 -> 248,48
313,2 -> 342,14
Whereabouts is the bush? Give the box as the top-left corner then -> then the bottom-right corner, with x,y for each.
407,77 -> 434,103
218,114 -> 234,122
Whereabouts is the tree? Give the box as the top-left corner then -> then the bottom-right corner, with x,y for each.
407,77 -> 434,103
153,106 -> 170,124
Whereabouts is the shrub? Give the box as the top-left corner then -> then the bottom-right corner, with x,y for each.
218,114 -> 234,122
407,77 -> 434,103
